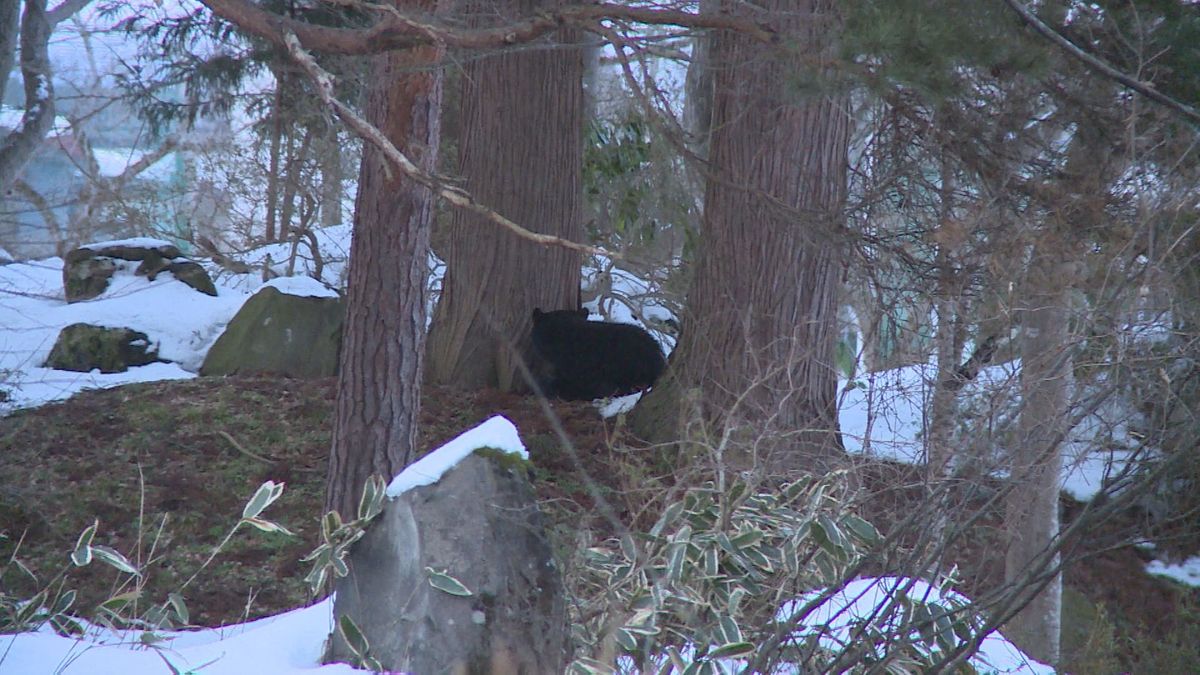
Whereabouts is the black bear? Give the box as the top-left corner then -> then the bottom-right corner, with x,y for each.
531,308 -> 666,401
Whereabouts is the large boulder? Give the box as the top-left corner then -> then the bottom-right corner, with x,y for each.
63,239 -> 217,302
200,284 -> 344,378
329,451 -> 568,674
44,323 -> 162,373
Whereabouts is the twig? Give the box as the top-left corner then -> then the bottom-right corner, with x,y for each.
218,430 -> 276,464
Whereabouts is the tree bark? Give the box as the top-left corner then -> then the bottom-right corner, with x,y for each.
319,118 -> 342,228
0,0 -> 54,195
633,0 -> 850,472
425,0 -> 583,393
325,10 -> 442,519
1004,239 -> 1069,665
0,0 -> 19,107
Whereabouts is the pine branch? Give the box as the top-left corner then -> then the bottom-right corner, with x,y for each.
1001,0 -> 1200,125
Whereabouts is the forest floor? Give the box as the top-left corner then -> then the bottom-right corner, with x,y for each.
1,376 -> 1196,672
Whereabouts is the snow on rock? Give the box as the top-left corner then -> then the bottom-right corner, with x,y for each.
80,237 -> 180,252
265,275 -> 340,298
386,415 -> 527,497
0,598 -> 366,675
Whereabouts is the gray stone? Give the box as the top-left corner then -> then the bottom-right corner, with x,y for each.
200,286 -> 344,378
44,323 -> 162,374
329,452 -> 568,674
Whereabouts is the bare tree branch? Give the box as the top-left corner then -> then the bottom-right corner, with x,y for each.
281,32 -> 614,259
1002,0 -> 1200,125
200,0 -> 779,56
46,0 -> 91,27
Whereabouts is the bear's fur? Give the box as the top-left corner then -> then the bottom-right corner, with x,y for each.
530,308 -> 666,400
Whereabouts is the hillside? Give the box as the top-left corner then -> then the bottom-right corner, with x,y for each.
2,376 -> 1197,672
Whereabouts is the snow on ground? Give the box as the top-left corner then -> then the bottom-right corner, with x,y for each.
783,577 -> 1054,674
0,255 -> 248,412
1146,556 -> 1200,587
0,597 -> 364,675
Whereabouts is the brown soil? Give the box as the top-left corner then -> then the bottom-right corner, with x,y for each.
1,376 -> 1195,670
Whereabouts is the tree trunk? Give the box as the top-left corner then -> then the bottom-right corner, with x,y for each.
425,0 -> 583,393
264,72 -> 285,242
325,22 -> 442,519
319,119 -> 342,228
1003,238 -> 1069,665
632,0 -> 850,472
0,0 -> 53,194
0,0 -> 19,106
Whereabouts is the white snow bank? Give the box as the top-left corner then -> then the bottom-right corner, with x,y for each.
0,598 -> 364,675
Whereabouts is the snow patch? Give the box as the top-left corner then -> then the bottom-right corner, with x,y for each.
385,416 -> 527,497
265,276 -> 339,299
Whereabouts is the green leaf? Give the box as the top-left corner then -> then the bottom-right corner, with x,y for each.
321,510 -> 343,540
620,534 -> 638,562
717,615 -> 742,644
338,614 -> 370,659
242,480 -> 285,519
358,475 -> 386,521
651,500 -> 684,538
53,589 -> 77,615
99,590 -> 141,617
426,567 -> 473,597
168,592 -> 190,625
91,545 -> 140,576
703,546 -> 719,577
241,516 -> 295,536
708,641 -> 756,658
667,542 -> 687,582
843,514 -> 881,546
730,529 -> 764,549
614,627 -> 638,651
71,520 -> 98,566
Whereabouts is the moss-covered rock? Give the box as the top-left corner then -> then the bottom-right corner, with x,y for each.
165,261 -> 217,296
43,323 -> 162,373
200,286 -> 344,378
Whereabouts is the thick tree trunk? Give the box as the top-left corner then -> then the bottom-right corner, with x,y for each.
1004,239 -> 1069,665
0,0 -> 53,194
425,0 -> 583,393
325,26 -> 442,518
633,0 -> 850,472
